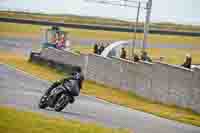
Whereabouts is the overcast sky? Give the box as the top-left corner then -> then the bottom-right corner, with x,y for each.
0,0 -> 199,25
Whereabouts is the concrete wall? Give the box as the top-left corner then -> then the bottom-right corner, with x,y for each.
191,67 -> 200,112
39,48 -> 200,113
40,48 -> 86,72
86,54 -> 121,88
151,63 -> 194,108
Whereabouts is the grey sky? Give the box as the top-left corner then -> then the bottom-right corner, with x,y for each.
0,0 -> 199,25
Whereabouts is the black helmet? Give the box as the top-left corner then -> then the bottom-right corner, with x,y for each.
52,26 -> 60,31
72,66 -> 82,73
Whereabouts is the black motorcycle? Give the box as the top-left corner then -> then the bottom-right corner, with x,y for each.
38,79 -> 79,112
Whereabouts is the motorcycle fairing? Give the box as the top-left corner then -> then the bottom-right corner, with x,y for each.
48,86 -> 66,107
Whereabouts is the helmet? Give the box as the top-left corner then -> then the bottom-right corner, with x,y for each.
52,26 -> 59,31
70,66 -> 82,80
186,53 -> 191,58
72,66 -> 82,73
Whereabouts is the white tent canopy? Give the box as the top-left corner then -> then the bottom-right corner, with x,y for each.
101,41 -> 129,58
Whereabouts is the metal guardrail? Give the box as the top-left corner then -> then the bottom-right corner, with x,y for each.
1,17 -> 200,37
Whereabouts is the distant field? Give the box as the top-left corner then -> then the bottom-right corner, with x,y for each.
1,11 -> 200,33
1,22 -> 200,45
0,11 -> 131,28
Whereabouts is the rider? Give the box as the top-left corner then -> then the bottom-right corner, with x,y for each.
44,66 -> 84,103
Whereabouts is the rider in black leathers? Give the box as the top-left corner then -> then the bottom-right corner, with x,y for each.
45,67 -> 84,103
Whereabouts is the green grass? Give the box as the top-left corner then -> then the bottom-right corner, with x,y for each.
0,106 -> 130,133
0,52 -> 200,127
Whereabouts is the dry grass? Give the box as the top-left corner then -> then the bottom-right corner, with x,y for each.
145,48 -> 200,64
71,46 -> 200,64
0,52 -> 200,127
0,52 -> 63,81
0,106 -> 130,133
1,22 -> 200,45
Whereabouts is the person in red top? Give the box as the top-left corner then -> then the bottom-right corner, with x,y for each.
60,34 -> 66,46
51,36 -> 56,43
56,34 -> 66,50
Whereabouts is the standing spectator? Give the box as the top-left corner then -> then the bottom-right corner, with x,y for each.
133,53 -> 140,62
141,51 -> 152,62
93,43 -> 98,54
120,47 -> 127,59
65,39 -> 71,51
182,54 -> 192,69
141,51 -> 146,61
51,34 -> 57,44
54,32 -> 60,48
99,44 -> 105,55
105,42 -> 110,48
56,34 -> 66,50
97,42 -> 101,55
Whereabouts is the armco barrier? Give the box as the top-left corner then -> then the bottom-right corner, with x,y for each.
34,48 -> 200,113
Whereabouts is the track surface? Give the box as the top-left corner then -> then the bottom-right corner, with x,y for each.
0,64 -> 200,133
0,36 -> 200,54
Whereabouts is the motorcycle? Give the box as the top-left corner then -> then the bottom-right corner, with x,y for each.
38,79 -> 79,112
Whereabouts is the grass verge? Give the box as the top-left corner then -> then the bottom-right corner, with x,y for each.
0,52 -> 200,127
0,106 -> 130,133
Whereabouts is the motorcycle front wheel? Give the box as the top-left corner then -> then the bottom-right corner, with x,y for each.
54,93 -> 69,112
38,95 -> 48,109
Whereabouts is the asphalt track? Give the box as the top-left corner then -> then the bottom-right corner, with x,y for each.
0,64 -> 200,133
0,36 -> 200,55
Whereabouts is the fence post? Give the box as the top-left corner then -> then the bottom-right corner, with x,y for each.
84,55 -> 89,78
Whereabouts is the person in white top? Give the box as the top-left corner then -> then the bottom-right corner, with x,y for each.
64,35 -> 71,51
